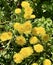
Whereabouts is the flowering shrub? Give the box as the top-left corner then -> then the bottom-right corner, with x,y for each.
0,0 -> 53,65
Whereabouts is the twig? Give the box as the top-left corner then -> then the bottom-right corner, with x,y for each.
0,21 -> 9,25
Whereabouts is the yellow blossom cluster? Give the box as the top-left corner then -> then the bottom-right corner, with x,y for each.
32,26 -> 49,42
14,21 -> 49,38
14,21 -> 32,35
21,1 -> 35,19
14,1 -> 49,43
0,1 -> 52,65
15,1 -> 35,19
13,20 -> 49,46
32,27 -> 46,36
13,22 -> 50,64
0,32 -> 12,41
13,47 -> 33,64
13,34 -> 45,64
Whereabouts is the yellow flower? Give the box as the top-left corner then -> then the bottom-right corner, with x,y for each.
29,36 -> 39,44
34,44 -> 44,53
32,27 -> 37,35
13,22 -> 24,34
15,35 -> 26,46
14,22 -> 20,30
15,8 -> 21,14
41,34 -> 49,41
24,7 -> 33,15
20,47 -> 33,58
7,32 -> 12,39
14,21 -> 32,34
24,13 -> 31,19
24,7 -> 33,19
21,1 -> 30,8
17,25 -> 24,34
43,59 -> 51,65
0,32 -> 12,41
23,21 -> 32,34
30,15 -> 36,19
24,14 -> 36,19
37,27 -> 46,35
31,63 -> 38,65
13,53 -> 23,64
32,27 -> 46,36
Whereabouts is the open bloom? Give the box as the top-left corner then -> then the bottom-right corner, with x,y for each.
24,7 -> 33,15
13,22 -> 24,34
13,22 -> 20,30
43,59 -> 51,65
24,13 -> 31,19
13,53 -> 24,64
29,36 -> 39,44
15,8 -> 21,14
34,44 -> 44,53
21,1 -> 30,8
20,47 -> 33,58
23,21 -> 32,34
15,35 -> 26,46
0,32 -> 12,41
